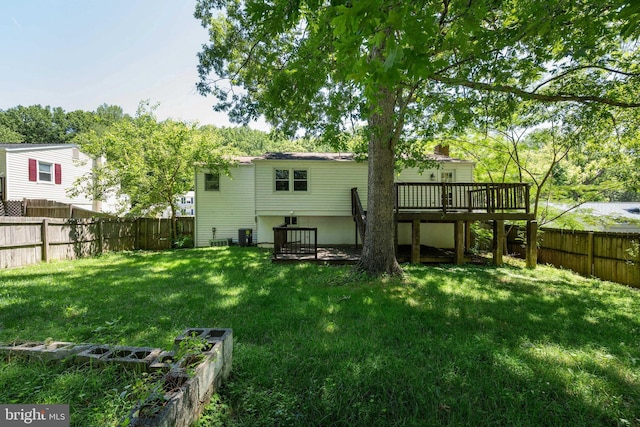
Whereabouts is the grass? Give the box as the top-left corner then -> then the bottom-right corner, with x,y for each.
1,247 -> 640,426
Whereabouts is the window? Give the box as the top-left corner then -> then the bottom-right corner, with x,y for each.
275,169 -> 289,191
39,162 -> 53,182
441,171 -> 454,182
441,171 -> 454,206
275,168 -> 308,192
284,216 -> 298,225
28,159 -> 61,184
204,173 -> 220,191
293,170 -> 307,191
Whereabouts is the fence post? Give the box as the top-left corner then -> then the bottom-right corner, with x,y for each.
587,231 -> 594,276
41,219 -> 49,263
98,218 -> 104,255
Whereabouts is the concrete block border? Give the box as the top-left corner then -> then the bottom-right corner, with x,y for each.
0,327 -> 233,427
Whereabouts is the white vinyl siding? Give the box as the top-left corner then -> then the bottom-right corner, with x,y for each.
2,146 -> 94,209
194,155 -> 475,247
195,165 -> 257,247
255,159 -> 369,216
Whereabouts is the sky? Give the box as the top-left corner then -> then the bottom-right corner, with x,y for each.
0,0 -> 265,128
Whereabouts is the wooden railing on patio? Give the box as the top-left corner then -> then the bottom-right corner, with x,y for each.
395,183 -> 531,213
351,188 -> 366,243
273,226 -> 318,259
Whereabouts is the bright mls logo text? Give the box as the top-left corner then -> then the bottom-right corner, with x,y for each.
1,405 -> 69,426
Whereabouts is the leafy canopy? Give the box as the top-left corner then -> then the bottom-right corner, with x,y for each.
196,0 -> 640,145
195,0 -> 640,275
75,102 -> 230,218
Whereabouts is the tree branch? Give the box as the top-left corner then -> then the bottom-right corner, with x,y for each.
430,76 -> 640,107
532,65 -> 640,93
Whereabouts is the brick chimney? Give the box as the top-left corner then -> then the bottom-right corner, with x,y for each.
434,144 -> 450,157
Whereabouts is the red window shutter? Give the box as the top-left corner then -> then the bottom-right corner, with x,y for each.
28,159 -> 37,182
55,164 -> 62,184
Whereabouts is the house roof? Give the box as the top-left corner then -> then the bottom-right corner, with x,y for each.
251,152 -> 472,163
0,143 -> 79,152
257,152 -> 356,161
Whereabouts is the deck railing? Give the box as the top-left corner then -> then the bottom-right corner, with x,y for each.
351,188 -> 366,242
395,183 -> 531,213
273,226 -> 318,259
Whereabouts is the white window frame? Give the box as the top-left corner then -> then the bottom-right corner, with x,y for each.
274,168 -> 308,193
38,161 -> 53,183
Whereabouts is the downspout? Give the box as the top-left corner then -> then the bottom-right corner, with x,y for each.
194,169 -> 199,247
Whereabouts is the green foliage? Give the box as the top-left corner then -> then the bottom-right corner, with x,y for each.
0,124 -> 24,143
0,104 -> 130,145
199,125 -> 336,156
195,0 -> 640,275
2,249 -> 640,426
0,105 -> 91,144
73,101 -> 232,220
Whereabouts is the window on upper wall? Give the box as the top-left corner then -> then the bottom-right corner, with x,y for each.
275,168 -> 308,192
38,162 -> 53,182
441,171 -> 454,182
275,169 -> 289,191
204,173 -> 220,191
293,170 -> 307,191
28,159 -> 61,184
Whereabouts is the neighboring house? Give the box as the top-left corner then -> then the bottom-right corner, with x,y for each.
548,202 -> 640,233
0,143 -> 106,212
177,191 -> 195,217
159,191 -> 195,218
194,152 -> 475,248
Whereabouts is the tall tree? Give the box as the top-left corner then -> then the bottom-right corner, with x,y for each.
0,105 -> 71,144
195,0 -> 640,276
0,125 -> 24,143
74,103 -> 231,242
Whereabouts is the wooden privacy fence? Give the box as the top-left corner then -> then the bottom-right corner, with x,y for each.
507,227 -> 640,288
0,217 -> 195,269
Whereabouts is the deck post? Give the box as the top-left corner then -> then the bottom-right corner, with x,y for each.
526,220 -> 538,269
465,221 -> 472,251
411,219 -> 420,263
454,221 -> 464,264
493,220 -> 504,266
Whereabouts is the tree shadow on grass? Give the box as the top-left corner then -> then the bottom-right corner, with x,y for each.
2,249 -> 640,426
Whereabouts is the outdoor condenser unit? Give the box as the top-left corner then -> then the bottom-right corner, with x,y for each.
238,228 -> 253,247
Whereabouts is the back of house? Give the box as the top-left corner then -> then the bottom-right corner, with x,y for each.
194,152 -> 474,249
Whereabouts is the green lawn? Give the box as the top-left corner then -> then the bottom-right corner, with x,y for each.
1,247 -> 639,426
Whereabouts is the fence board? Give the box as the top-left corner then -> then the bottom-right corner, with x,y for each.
509,227 -> 640,288
0,217 -> 193,269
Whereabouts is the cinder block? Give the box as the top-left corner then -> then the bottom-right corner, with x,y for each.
75,345 -> 111,366
149,351 -> 177,372
0,341 -> 92,361
174,328 -> 233,379
101,346 -> 163,372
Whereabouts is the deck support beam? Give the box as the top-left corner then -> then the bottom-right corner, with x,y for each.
454,221 -> 465,264
493,220 -> 505,266
411,219 -> 421,264
526,220 -> 538,269
465,221 -> 472,251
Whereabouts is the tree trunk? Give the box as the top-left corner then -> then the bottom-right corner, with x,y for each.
170,202 -> 178,247
356,87 -> 403,277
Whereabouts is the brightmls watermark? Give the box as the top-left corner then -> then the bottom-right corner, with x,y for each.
1,404 -> 69,426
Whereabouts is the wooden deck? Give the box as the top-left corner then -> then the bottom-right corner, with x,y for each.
273,182 -> 538,267
272,245 -> 361,265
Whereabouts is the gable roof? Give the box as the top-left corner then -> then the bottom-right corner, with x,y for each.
250,152 -> 472,163
0,143 -> 79,152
